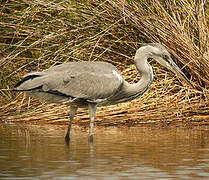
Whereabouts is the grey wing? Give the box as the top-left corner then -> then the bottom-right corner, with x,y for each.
14,62 -> 124,103
44,68 -> 124,102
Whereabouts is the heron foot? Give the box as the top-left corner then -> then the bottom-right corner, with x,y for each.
88,135 -> 93,142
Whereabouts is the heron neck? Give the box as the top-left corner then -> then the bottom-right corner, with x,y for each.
127,52 -> 154,99
104,52 -> 153,105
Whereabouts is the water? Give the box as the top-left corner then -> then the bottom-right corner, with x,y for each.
1,123 -> 209,179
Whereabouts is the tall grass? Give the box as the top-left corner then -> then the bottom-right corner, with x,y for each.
0,0 -> 208,125
108,0 -> 209,88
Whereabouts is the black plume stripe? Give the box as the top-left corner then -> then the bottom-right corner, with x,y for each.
14,84 -> 75,99
14,75 -> 40,88
14,75 -> 76,99
14,84 -> 70,95
46,90 -> 73,98
13,85 -> 43,92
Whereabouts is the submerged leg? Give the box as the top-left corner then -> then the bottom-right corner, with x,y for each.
88,103 -> 97,142
65,106 -> 78,143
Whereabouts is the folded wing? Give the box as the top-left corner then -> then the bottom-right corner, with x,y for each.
14,62 -> 124,102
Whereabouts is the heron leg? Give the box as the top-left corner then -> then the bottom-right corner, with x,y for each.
88,103 -> 97,142
65,106 -> 78,143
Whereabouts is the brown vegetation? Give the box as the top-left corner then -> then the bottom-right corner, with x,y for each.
0,0 -> 208,126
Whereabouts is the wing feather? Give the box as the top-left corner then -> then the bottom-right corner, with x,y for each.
44,63 -> 124,101
17,62 -> 124,101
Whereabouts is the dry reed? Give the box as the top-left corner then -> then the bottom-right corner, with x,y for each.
0,0 -> 208,126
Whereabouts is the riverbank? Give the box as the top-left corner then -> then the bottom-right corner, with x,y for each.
1,86 -> 208,127
1,0 -> 208,125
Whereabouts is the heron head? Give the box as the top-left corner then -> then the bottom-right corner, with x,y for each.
143,43 -> 193,87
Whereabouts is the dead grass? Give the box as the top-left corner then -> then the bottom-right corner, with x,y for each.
0,0 -> 208,126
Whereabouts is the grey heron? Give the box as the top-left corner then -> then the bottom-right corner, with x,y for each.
14,43 -> 192,142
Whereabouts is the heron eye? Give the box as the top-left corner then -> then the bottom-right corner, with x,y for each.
163,55 -> 169,61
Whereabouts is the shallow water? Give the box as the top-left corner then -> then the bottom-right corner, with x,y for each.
0,123 -> 209,179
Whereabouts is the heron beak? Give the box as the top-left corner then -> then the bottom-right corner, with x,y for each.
169,60 -> 193,88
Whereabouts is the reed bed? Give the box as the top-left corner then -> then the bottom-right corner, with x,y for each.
0,0 -> 208,126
